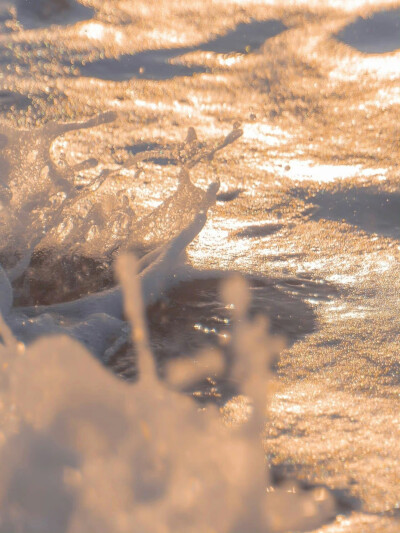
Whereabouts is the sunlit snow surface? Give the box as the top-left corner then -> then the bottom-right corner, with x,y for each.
0,0 -> 400,531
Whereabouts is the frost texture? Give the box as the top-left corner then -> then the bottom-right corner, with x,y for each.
0,259 -> 335,533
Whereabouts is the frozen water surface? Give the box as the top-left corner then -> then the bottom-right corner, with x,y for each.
0,0 -> 400,530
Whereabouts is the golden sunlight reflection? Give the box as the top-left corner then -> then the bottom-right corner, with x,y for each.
79,22 -> 124,44
243,123 -> 292,147
1,0 -> 400,530
259,160 -> 388,183
330,53 -> 400,81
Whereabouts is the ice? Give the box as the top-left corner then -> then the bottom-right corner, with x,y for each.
0,112 -> 115,269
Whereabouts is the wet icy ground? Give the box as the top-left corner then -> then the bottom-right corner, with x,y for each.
0,0 -> 400,531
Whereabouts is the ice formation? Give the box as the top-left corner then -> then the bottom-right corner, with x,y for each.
0,113 -> 241,265
0,112 -> 116,270
0,113 -> 239,355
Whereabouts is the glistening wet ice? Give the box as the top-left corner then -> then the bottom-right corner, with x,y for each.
111,276 -> 337,386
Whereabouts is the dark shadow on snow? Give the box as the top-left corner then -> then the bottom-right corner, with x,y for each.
335,8 -> 400,54
16,0 -> 94,29
80,48 -> 209,81
270,463 -> 362,517
125,142 -> 178,166
197,19 -> 287,54
79,19 -> 287,81
0,90 -> 31,111
301,187 -> 400,239
125,142 -> 163,155
233,222 -> 284,238
216,189 -> 245,202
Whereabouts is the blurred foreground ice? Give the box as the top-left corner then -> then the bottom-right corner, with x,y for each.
0,257 -> 335,533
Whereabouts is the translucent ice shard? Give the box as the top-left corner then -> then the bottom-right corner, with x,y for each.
0,112 -> 115,269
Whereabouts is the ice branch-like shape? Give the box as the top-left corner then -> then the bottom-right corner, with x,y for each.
116,254 -> 156,382
0,115 -> 245,363
123,123 -> 243,173
19,183 -> 216,322
42,111 -> 117,139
